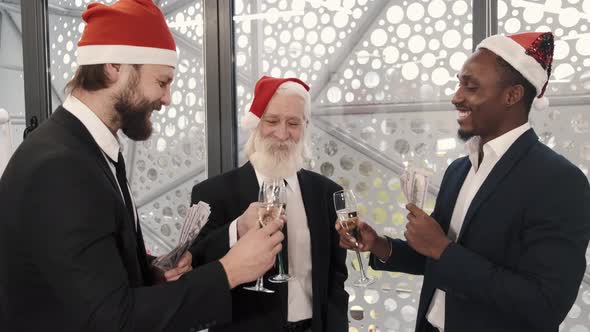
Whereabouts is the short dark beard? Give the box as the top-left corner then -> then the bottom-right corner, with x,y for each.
457,129 -> 475,142
114,70 -> 161,141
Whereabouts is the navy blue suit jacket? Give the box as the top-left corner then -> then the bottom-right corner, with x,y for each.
371,129 -> 590,332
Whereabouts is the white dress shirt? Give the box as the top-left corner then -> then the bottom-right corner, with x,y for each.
228,169 -> 313,322
62,95 -> 138,227
426,123 -> 532,331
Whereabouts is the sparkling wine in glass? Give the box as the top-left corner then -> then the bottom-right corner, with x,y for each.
333,189 -> 375,287
243,201 -> 282,293
268,181 -> 292,283
244,179 -> 290,292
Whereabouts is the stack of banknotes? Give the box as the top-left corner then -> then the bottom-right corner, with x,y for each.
152,201 -> 211,271
399,167 -> 430,209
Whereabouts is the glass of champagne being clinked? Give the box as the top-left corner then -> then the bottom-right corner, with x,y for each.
243,179 -> 289,293
333,189 -> 375,287
265,179 -> 293,283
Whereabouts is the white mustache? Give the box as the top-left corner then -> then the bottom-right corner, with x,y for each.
249,135 -> 304,178
265,139 -> 296,153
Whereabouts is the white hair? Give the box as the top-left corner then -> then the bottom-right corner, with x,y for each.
244,80 -> 313,167
274,81 -> 311,121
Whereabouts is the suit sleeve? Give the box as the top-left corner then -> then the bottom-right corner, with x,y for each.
368,160 -> 455,275
189,183 -> 232,266
429,166 -> 590,330
27,155 -> 232,332
325,183 -> 350,332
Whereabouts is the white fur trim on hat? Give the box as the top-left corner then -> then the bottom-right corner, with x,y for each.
241,111 -> 260,130
477,35 -> 547,97
77,44 -> 178,67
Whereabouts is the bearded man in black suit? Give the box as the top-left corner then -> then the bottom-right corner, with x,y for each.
0,1 -> 283,331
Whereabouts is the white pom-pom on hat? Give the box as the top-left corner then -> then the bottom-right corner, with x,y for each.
533,95 -> 550,110
0,109 -> 10,125
241,111 -> 261,130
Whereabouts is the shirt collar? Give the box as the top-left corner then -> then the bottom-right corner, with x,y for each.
464,122 -> 531,170
62,94 -> 121,162
253,167 -> 299,192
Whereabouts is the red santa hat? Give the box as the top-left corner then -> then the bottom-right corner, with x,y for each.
477,32 -> 554,110
76,0 -> 177,68
242,76 -> 310,129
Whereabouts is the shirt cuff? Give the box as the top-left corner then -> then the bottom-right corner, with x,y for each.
229,218 -> 239,247
378,237 -> 393,263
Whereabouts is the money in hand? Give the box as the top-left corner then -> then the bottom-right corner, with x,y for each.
399,167 -> 430,209
152,201 -> 211,271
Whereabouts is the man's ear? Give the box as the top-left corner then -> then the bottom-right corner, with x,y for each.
505,84 -> 524,107
104,64 -> 121,84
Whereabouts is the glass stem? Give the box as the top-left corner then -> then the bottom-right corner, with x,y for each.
355,249 -> 369,280
277,252 -> 285,274
255,277 -> 263,290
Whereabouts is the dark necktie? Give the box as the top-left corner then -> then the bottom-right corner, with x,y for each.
111,152 -> 153,283
113,152 -> 136,226
282,179 -> 289,275
281,179 -> 290,323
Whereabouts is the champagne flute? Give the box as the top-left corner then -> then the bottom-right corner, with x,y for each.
243,180 -> 285,292
333,189 -> 375,287
267,179 -> 293,283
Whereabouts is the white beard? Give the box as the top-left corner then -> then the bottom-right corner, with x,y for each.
248,132 -> 305,179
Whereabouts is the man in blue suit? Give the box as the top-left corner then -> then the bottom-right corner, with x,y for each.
338,31 -> 590,332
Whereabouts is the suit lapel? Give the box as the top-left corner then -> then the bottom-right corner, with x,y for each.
52,108 -> 134,232
51,107 -> 120,198
237,162 -> 260,210
51,107 -> 146,284
440,159 -> 471,234
457,129 -> 538,240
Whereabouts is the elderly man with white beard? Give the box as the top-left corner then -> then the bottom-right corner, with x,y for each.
188,76 -> 349,332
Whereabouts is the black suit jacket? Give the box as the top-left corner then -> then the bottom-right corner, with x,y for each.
0,107 -> 232,332
189,162 -> 349,332
371,129 -> 590,332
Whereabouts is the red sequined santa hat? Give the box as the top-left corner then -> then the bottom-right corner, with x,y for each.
76,0 -> 177,67
477,32 -> 554,110
242,76 -> 310,129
